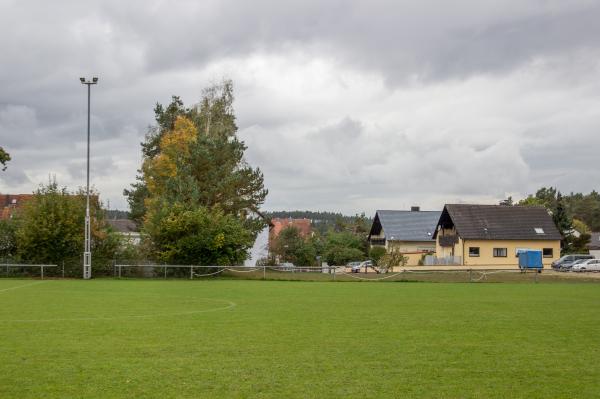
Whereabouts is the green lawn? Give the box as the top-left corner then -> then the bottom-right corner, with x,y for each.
1,279 -> 599,398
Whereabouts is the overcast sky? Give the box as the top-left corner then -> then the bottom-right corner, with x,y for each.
1,0 -> 599,215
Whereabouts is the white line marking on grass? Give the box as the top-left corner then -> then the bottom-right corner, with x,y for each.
0,281 -> 45,294
0,298 -> 237,323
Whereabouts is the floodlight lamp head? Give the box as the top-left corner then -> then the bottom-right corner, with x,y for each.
80,77 -> 86,83
92,77 -> 98,83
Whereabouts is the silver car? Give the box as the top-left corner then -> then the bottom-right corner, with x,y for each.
347,262 -> 362,273
563,259 -> 588,271
572,259 -> 600,272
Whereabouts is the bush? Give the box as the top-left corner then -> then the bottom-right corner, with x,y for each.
144,203 -> 254,265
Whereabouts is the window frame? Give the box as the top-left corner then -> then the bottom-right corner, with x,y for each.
468,247 -> 480,257
542,248 -> 554,258
493,248 -> 507,258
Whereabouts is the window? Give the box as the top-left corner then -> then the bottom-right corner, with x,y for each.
493,248 -> 507,257
469,247 -> 480,257
543,248 -> 553,258
534,228 -> 545,234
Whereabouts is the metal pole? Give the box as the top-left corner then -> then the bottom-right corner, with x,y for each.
83,82 -> 92,279
80,77 -> 97,279
263,265 -> 266,280
41,265 -> 44,280
333,266 -> 336,281
62,261 -> 65,278
190,266 -> 193,280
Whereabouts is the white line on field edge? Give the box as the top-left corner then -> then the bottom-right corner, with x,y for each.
0,281 -> 46,293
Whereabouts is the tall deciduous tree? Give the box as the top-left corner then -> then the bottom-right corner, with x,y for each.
15,180 -> 120,272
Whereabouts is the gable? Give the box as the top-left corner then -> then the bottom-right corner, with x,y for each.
436,204 -> 562,241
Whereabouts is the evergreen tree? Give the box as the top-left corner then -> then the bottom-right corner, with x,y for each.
126,80 -> 268,264
553,192 -> 572,235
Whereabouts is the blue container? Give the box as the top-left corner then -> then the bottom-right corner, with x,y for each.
518,250 -> 543,269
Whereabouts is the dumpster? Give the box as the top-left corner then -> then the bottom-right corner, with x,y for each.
518,249 -> 543,270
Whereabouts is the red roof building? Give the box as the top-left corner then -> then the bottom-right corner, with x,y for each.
0,194 -> 33,220
268,218 -> 312,249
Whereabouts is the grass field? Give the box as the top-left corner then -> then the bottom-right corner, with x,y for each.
1,279 -> 599,398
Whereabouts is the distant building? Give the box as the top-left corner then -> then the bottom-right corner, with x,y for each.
0,194 -> 33,220
268,218 -> 312,249
433,204 -> 561,267
588,232 -> 600,258
368,207 -> 441,266
106,219 -> 141,245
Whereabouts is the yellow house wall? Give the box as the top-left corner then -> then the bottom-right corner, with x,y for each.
461,239 -> 560,268
386,240 -> 436,266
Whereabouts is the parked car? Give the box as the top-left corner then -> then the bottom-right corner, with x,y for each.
279,262 -> 295,271
357,260 -> 374,273
347,261 -> 362,273
572,259 -> 600,272
552,254 -> 594,270
560,259 -> 586,272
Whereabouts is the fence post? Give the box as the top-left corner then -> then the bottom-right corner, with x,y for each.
118,265 -> 121,278
41,265 -> 44,280
333,266 -> 336,281
263,265 -> 266,280
62,261 -> 65,278
164,264 -> 167,279
190,266 -> 193,280
469,269 -> 472,282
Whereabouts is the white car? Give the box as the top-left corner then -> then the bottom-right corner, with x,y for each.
572,259 -> 600,272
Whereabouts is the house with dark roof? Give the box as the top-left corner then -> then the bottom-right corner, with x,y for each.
432,204 -> 561,267
587,232 -> 600,258
368,207 -> 441,265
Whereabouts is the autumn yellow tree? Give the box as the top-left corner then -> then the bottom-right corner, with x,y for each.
142,116 -> 197,198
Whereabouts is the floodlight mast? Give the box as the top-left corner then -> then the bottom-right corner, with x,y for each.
80,77 -> 98,279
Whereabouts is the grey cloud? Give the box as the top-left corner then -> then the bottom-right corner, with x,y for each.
1,0 -> 600,213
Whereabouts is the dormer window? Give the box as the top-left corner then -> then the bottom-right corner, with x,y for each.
534,228 -> 545,234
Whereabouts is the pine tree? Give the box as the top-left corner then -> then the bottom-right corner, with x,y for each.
125,80 -> 268,264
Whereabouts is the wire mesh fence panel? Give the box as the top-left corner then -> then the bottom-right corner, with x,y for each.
105,263 -> 560,283
0,260 -> 58,279
2,256 -> 597,283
